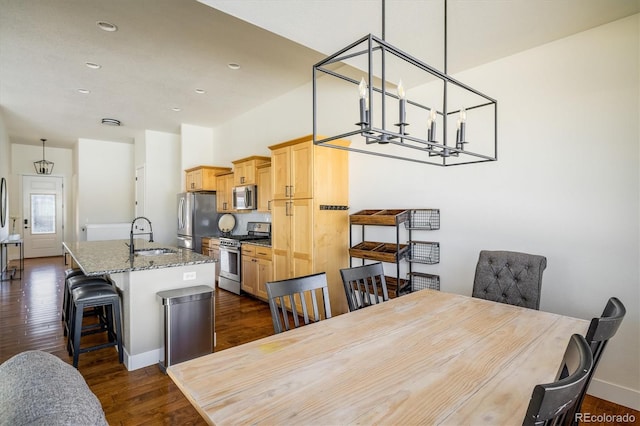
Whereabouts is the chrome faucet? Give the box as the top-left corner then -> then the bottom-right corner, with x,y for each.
129,216 -> 154,255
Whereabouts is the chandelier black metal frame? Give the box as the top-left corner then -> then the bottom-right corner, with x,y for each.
312,0 -> 497,166
34,138 -> 54,175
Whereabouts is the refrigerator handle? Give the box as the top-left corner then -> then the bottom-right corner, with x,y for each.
178,197 -> 184,229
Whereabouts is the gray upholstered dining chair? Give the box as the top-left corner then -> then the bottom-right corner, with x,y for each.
340,262 -> 389,312
568,297 -> 626,424
522,334 -> 593,426
472,250 -> 547,310
266,272 -> 332,334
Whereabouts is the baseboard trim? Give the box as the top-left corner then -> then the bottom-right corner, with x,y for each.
587,378 -> 640,411
123,348 -> 161,372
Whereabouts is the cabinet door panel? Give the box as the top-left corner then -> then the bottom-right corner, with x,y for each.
290,142 -> 313,199
271,199 -> 291,280
257,166 -> 272,212
234,162 -> 245,186
291,199 -> 313,276
241,256 -> 256,295
256,258 -> 272,300
271,147 -> 290,200
216,174 -> 236,213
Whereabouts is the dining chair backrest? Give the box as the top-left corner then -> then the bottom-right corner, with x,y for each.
522,334 -> 593,426
568,297 -> 626,424
266,272 -> 332,334
340,262 -> 389,311
472,250 -> 547,310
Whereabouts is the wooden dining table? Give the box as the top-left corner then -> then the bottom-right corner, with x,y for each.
168,289 -> 588,425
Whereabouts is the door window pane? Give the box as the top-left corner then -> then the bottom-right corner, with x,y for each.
31,194 -> 56,234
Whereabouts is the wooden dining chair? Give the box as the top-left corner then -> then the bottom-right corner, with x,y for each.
340,262 -> 389,312
522,334 -> 593,426
472,250 -> 547,310
568,297 -> 626,424
266,272 -> 332,334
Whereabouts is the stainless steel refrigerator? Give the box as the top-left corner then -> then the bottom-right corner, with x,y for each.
177,192 -> 219,253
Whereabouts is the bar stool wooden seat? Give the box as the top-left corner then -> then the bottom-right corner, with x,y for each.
68,282 -> 123,368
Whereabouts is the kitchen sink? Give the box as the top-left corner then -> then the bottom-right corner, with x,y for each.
134,248 -> 177,256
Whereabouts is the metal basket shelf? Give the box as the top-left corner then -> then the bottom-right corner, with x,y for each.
405,209 -> 440,230
409,272 -> 440,291
407,241 -> 440,264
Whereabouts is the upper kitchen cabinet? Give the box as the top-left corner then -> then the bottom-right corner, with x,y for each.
257,163 -> 272,213
270,140 -> 312,200
215,171 -> 235,213
268,135 -> 350,314
232,156 -> 270,186
185,166 -> 231,192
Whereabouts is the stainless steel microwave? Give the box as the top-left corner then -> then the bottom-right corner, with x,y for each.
232,185 -> 257,210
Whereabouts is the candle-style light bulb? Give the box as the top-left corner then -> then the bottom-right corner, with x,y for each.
458,107 -> 467,144
358,77 -> 368,125
359,77 -> 367,99
427,108 -> 437,142
397,79 -> 406,100
397,79 -> 407,133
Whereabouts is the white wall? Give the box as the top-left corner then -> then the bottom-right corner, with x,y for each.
212,16 -> 640,408
0,111 -> 10,242
134,130 -> 181,245
181,123 -> 216,189
76,138 -> 135,239
212,90 -> 306,164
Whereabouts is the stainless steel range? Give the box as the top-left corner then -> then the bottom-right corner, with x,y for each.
218,222 -> 271,295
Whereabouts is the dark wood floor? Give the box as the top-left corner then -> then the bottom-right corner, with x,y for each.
1,257 -> 637,425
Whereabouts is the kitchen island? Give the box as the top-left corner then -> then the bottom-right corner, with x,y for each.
63,239 -> 216,371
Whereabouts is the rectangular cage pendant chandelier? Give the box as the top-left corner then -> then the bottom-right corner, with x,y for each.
312,0 -> 497,166
33,138 -> 54,175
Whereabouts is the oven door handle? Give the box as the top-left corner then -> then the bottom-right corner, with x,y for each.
220,246 -> 240,254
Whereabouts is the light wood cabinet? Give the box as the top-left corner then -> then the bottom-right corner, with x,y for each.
271,142 -> 312,200
232,156 -> 270,186
272,198 -> 313,280
257,163 -> 272,212
269,135 -> 350,314
241,243 -> 272,300
185,166 -> 231,192
241,245 -> 257,295
202,237 -> 221,284
255,257 -> 273,301
215,172 -> 235,213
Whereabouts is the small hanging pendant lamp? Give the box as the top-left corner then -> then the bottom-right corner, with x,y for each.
34,138 -> 54,175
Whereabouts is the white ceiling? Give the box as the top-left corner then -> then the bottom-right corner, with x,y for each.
1,0 -> 638,149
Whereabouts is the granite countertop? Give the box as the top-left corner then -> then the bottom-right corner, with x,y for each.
242,239 -> 272,248
63,239 -> 214,276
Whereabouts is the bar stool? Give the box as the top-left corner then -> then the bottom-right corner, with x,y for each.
65,277 -> 116,347
68,282 -> 123,368
61,268 -> 86,322
63,275 -> 110,336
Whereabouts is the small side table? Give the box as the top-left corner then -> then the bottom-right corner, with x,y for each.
1,239 -> 24,281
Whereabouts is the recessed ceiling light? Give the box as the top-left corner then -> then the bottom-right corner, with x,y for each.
85,62 -> 102,69
172,107 -> 182,112
97,21 -> 118,32
195,88 -> 206,94
227,63 -> 240,70
101,118 -> 121,126
78,89 -> 90,94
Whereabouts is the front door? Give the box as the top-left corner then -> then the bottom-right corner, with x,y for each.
22,175 -> 64,258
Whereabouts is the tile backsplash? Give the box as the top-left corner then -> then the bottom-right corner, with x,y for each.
232,212 -> 271,234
